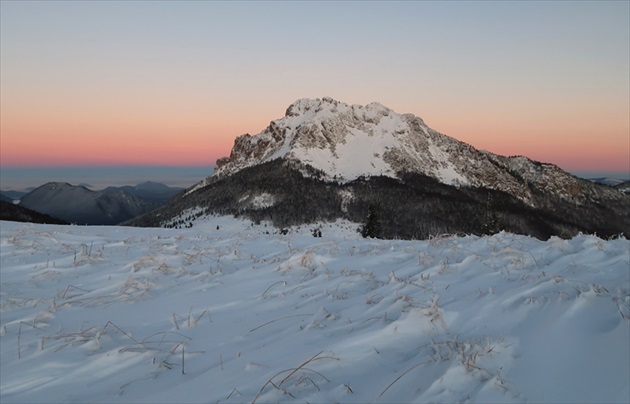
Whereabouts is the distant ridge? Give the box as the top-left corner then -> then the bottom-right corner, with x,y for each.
19,182 -> 153,225
103,181 -> 184,206
0,190 -> 29,201
588,177 -> 629,187
0,193 -> 14,203
0,200 -> 67,224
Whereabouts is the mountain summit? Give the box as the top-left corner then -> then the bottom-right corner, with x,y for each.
137,98 -> 629,239
213,97 -> 443,183
196,97 -> 605,206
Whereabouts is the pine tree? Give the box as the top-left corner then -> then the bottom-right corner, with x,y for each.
361,205 -> 382,238
481,194 -> 501,235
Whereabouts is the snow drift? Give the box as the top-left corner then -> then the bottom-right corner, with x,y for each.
1,217 -> 628,403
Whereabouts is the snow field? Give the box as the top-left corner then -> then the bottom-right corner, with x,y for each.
0,217 -> 628,403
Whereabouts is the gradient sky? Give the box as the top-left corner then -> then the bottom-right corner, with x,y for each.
1,1 -> 629,178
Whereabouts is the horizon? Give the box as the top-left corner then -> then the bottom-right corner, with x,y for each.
0,165 -> 214,191
0,164 -> 628,192
1,2 -> 628,174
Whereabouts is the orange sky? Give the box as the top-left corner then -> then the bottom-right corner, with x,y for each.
1,93 -> 628,173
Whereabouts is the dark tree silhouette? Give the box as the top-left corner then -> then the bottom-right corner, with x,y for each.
361,205 -> 382,239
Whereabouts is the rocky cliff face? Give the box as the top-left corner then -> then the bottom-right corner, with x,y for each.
193,97 -> 624,209
208,97 -> 469,184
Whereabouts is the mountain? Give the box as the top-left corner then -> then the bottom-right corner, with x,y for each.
134,97 -> 629,239
0,200 -> 68,224
0,189 -> 29,201
0,193 -> 14,203
587,178 -> 630,195
102,181 -> 184,206
191,97 -> 614,205
588,177 -> 629,187
19,182 -> 153,225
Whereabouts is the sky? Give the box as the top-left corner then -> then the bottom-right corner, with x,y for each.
1,0 -> 629,188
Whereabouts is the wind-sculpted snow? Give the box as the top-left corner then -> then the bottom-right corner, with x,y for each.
1,218 -> 628,403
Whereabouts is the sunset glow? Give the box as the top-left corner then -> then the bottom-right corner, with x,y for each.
1,1 -> 628,178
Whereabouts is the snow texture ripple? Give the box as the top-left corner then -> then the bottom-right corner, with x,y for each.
1,217 -> 629,403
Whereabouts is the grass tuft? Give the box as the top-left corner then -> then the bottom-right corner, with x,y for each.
248,314 -> 312,333
252,351 -> 339,403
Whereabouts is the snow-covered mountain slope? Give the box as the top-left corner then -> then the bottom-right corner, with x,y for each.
1,218 -> 628,403
191,97 -> 465,192
193,97 -> 620,206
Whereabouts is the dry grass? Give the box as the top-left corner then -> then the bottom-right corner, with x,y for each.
252,351 -> 339,403
248,313 -> 312,333
377,359 -> 433,399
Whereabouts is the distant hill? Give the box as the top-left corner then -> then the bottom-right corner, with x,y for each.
19,182 -> 154,225
102,181 -> 184,206
586,177 -> 630,195
588,177 -> 629,187
614,181 -> 630,195
0,200 -> 68,224
0,190 -> 29,201
10,181 -> 184,226
0,193 -> 14,203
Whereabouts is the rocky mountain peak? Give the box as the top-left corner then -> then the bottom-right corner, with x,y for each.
206,97 -> 440,184
189,97 -> 625,210
142,98 -> 628,239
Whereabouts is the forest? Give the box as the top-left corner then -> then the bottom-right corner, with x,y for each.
132,159 -> 629,240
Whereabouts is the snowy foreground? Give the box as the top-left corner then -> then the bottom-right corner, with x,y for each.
1,217 -> 629,403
